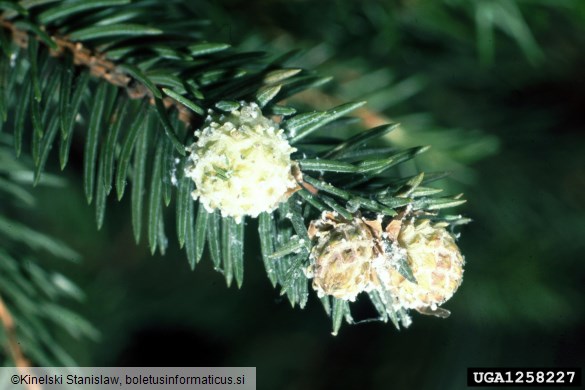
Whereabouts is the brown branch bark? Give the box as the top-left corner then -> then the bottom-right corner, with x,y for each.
0,294 -> 41,390
0,17 -> 195,127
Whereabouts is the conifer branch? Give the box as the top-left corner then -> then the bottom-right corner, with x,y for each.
0,294 -> 40,390
290,88 -> 389,129
0,294 -> 28,367
0,16 -> 195,126
0,0 -> 470,335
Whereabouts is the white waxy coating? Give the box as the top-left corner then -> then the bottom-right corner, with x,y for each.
185,102 -> 297,223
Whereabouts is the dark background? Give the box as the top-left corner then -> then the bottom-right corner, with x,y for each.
30,1 -> 585,389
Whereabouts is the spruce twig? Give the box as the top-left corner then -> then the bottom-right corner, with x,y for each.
0,17 -> 196,126
0,294 -> 40,390
0,0 -> 471,337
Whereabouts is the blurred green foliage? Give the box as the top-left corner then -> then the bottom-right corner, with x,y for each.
4,0 -> 584,389
0,135 -> 98,367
